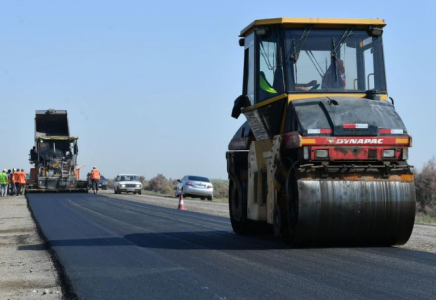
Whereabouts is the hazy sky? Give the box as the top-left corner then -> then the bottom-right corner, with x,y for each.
1,0 -> 434,180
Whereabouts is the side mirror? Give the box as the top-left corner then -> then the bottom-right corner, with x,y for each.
177,179 -> 181,183
368,27 -> 383,37
231,95 -> 251,119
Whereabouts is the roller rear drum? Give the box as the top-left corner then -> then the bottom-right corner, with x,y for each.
283,179 -> 416,246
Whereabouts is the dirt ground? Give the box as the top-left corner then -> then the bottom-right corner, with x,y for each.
101,190 -> 436,254
0,195 -> 61,300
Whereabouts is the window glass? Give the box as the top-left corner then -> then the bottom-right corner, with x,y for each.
244,34 -> 255,104
257,30 -> 283,102
188,176 -> 210,182
119,175 -> 139,181
364,47 -> 375,90
284,29 -> 386,93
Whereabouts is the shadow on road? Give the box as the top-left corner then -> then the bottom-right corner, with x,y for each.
18,230 -> 286,251
17,230 -> 436,264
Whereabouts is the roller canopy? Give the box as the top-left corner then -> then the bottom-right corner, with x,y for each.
292,97 -> 407,136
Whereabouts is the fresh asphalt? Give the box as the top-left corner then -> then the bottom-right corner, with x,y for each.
27,193 -> 436,300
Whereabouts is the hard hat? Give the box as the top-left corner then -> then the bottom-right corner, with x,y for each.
93,166 -> 97,169
2,169 -> 6,172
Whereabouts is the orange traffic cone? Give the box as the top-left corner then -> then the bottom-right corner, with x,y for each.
178,193 -> 186,211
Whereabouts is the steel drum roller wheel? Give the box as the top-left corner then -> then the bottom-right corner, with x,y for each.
229,179 -> 251,234
273,204 -> 283,237
282,169 -> 299,246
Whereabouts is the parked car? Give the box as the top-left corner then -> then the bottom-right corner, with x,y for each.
88,175 -> 108,190
175,175 -> 213,201
113,174 -> 142,194
99,176 -> 108,190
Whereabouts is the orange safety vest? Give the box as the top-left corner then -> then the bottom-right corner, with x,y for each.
18,172 -> 27,184
7,173 -> 12,183
13,172 -> 20,183
91,169 -> 101,180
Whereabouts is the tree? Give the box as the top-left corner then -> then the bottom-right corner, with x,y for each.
146,174 -> 175,195
415,158 -> 436,211
211,179 -> 229,198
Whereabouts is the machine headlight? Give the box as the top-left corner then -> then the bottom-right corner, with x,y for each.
402,148 -> 408,160
120,184 -> 125,188
316,149 -> 329,158
383,149 -> 395,158
303,147 -> 309,160
136,184 -> 141,188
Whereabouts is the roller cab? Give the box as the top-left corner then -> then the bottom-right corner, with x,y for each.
227,18 -> 415,246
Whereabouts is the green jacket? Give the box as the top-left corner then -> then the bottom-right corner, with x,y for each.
0,172 -> 7,185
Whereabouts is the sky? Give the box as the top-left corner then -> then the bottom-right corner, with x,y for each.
1,0 -> 435,180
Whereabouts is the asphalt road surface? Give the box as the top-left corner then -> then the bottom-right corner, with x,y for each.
27,193 -> 436,300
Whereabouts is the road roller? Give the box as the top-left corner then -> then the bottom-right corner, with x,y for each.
227,18 -> 415,246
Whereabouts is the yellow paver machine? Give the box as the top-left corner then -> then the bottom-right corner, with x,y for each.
227,18 -> 415,246
27,109 -> 88,193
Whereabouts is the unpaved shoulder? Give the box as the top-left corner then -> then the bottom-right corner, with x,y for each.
0,196 -> 62,299
400,224 -> 436,253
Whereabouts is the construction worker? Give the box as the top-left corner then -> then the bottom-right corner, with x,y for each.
90,166 -> 101,194
6,170 -> 12,195
13,169 -> 23,196
0,169 -> 8,197
18,169 -> 27,195
10,169 -> 17,195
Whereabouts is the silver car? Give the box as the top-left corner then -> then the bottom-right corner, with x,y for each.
113,174 -> 142,195
175,175 -> 213,201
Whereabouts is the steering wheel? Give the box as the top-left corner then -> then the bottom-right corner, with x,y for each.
310,84 -> 320,91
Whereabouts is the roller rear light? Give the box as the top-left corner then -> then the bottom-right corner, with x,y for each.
379,128 -> 404,134
307,129 -> 332,134
343,124 -> 368,129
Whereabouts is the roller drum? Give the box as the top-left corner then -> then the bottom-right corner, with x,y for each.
294,180 -> 416,246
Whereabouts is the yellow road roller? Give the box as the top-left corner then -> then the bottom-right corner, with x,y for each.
227,18 -> 415,246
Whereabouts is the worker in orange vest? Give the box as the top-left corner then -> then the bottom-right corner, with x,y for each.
13,169 -> 26,196
13,169 -> 21,196
18,169 -> 27,195
90,166 -> 101,194
9,169 -> 18,195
